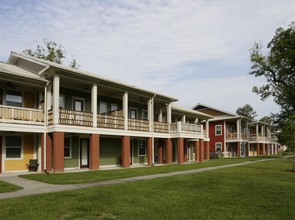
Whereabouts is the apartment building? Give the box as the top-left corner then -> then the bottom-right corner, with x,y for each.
193,103 -> 279,157
0,52 -> 211,173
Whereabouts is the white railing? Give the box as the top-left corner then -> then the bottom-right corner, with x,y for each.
59,109 -> 93,127
154,122 -> 169,133
0,105 -> 44,125
97,114 -> 124,129
170,122 -> 203,134
128,118 -> 150,131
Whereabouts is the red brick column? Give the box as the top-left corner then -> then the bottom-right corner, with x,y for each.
262,143 -> 265,155
53,132 -> 64,173
158,140 -> 164,164
177,138 -> 184,164
46,133 -> 53,172
237,142 -> 241,158
199,139 -> 204,162
90,134 -> 99,170
205,141 -> 210,160
122,136 -> 130,167
265,144 -> 269,155
195,141 -> 199,162
166,138 -> 173,164
256,143 -> 260,156
147,137 -> 152,165
183,140 -> 187,163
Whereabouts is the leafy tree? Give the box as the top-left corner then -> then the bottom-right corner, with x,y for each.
236,104 -> 257,120
259,116 -> 273,124
23,39 -> 80,69
249,22 -> 295,118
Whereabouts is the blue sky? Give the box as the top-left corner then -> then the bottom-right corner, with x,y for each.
1,0 -> 294,118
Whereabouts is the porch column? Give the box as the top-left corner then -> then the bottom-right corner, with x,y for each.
158,108 -> 163,122
166,138 -> 172,164
206,120 -> 209,138
237,142 -> 241,157
177,138 -> 184,164
182,115 -> 186,123
257,143 -> 260,156
195,141 -> 200,162
199,139 -> 204,162
262,143 -> 265,155
41,133 -> 45,172
148,98 -> 153,132
205,141 -> 210,160
167,103 -> 172,124
256,124 -> 259,140
122,136 -> 130,167
90,134 -> 99,170
46,133 -> 53,172
52,74 -> 60,125
123,92 -> 128,130
53,132 -> 64,172
91,84 -> 97,127
183,140 -> 187,162
147,137 -> 152,165
265,144 -> 269,155
237,119 -> 241,139
158,140 -> 164,164
46,82 -> 52,110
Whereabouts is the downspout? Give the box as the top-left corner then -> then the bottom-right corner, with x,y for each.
43,81 -> 49,172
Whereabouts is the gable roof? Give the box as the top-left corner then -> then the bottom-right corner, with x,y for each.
171,104 -> 213,119
192,103 -> 236,117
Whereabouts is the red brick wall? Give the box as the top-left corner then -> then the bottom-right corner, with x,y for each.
166,138 -> 172,164
199,139 -> 204,162
122,136 -> 130,167
46,133 -> 53,172
177,138 -> 184,164
90,134 -> 100,170
209,120 -> 225,152
147,137 -> 152,165
195,141 -> 199,162
53,132 -> 64,173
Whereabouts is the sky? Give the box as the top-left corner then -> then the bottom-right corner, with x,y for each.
1,0 -> 294,118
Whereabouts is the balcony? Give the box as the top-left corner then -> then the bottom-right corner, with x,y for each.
58,109 -> 93,127
0,105 -> 44,125
226,132 -> 248,140
128,118 -> 150,132
97,114 -> 124,129
154,122 -> 169,133
170,122 -> 203,134
249,135 -> 269,142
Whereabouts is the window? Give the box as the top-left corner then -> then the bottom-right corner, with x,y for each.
215,125 -> 222,135
142,110 -> 148,120
138,140 -> 146,156
215,142 -> 222,152
129,108 -> 137,119
64,137 -> 71,158
111,104 -> 118,112
6,91 -> 22,107
51,94 -> 65,109
73,98 -> 84,111
6,136 -> 22,159
99,102 -> 107,114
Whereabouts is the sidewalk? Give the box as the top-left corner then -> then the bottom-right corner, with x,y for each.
0,159 -> 274,200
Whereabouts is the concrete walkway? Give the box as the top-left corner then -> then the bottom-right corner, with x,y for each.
0,159 -> 273,200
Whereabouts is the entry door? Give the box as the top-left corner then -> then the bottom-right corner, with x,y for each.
80,139 -> 89,168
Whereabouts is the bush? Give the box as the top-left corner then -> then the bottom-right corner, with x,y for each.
210,152 -> 219,159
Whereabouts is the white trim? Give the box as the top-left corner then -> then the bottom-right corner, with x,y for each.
142,109 -> 148,120
129,107 -> 138,119
138,139 -> 146,156
215,142 -> 222,151
64,136 -> 72,159
4,135 -> 23,160
72,96 -> 85,111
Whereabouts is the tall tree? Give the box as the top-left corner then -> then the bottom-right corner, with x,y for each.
236,104 -> 257,120
249,22 -> 295,118
23,39 -> 80,69
259,116 -> 273,124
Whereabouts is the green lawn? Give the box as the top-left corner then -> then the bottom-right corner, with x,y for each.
1,159 -> 294,219
0,181 -> 22,193
20,156 -> 277,184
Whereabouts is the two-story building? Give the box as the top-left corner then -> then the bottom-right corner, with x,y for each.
193,103 -> 278,157
0,52 -> 211,174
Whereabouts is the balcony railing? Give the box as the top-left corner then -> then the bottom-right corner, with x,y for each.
128,118 -> 150,132
97,114 -> 124,129
59,109 -> 93,127
249,135 -> 269,142
154,122 -> 169,133
0,105 -> 44,125
170,122 -> 203,134
226,132 -> 248,140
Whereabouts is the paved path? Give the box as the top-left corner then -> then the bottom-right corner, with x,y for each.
0,159 -> 273,200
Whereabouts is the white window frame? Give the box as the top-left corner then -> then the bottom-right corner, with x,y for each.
5,135 -> 23,160
72,97 -> 85,111
215,125 -> 222,136
129,107 -> 138,119
215,142 -> 222,152
138,140 -> 146,156
142,109 -> 148,120
99,102 -> 108,114
64,136 -> 72,159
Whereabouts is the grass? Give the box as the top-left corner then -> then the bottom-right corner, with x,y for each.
0,181 -> 22,193
19,156 -> 278,184
0,159 -> 294,219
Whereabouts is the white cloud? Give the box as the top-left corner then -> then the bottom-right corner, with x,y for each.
0,0 -> 293,118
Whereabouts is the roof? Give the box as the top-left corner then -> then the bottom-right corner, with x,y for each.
0,61 -> 47,83
192,102 -> 236,116
8,52 -> 177,102
171,104 -> 213,119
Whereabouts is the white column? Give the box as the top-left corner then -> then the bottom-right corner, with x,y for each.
91,84 -> 97,127
53,74 -> 60,125
206,120 -> 209,138
182,115 -> 186,123
236,119 -> 241,139
46,83 -> 52,110
148,98 -> 153,132
158,108 -> 163,122
167,103 -> 171,124
123,92 -> 128,130
256,124 -> 259,139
